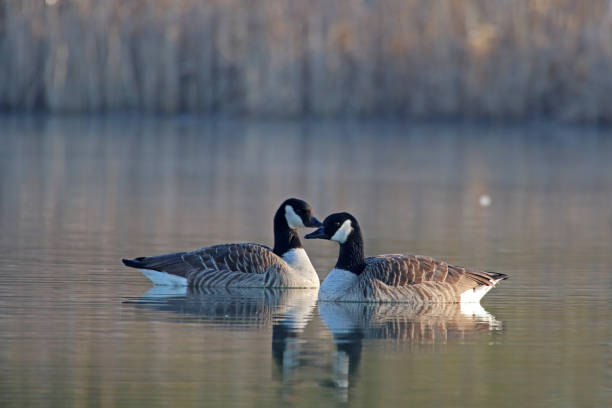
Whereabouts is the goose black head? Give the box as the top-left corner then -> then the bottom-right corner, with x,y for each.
277,198 -> 322,230
305,212 -> 359,244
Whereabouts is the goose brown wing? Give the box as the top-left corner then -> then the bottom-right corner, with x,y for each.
182,243 -> 287,275
361,254 -> 501,294
123,243 -> 287,278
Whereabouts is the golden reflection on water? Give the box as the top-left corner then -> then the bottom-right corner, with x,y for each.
0,117 -> 610,407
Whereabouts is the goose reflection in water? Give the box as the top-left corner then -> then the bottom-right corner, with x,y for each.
123,288 -> 502,403
127,286 -> 317,328
123,287 -> 319,384
318,301 -> 502,402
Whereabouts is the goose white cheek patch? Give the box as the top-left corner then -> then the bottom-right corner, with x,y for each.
285,205 -> 305,229
330,220 -> 353,243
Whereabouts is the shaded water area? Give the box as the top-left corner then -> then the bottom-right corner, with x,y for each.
0,116 -> 610,407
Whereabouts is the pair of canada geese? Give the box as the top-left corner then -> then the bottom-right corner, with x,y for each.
123,198 -> 507,303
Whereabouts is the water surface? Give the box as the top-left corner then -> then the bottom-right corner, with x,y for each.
0,117 -> 610,407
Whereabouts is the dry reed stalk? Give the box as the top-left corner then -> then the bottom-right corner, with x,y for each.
1,0 -> 612,121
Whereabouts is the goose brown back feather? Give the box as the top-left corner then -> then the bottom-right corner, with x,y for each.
183,244 -> 282,275
183,244 -> 296,287
125,243 -> 296,288
357,254 -> 506,303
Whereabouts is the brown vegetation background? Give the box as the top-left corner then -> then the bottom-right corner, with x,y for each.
2,0 -> 612,121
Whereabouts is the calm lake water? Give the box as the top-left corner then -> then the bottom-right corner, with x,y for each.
0,116 -> 610,407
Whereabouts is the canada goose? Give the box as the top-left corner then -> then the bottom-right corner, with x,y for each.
122,198 -> 322,288
305,212 -> 507,303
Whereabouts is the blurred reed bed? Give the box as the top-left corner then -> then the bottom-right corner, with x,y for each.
2,0 -> 612,121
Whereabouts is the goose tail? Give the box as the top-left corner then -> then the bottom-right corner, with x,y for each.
460,270 -> 508,303
122,253 -> 189,287
122,257 -> 146,268
485,271 -> 509,284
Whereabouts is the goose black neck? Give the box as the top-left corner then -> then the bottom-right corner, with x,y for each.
272,211 -> 302,256
336,227 -> 366,274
